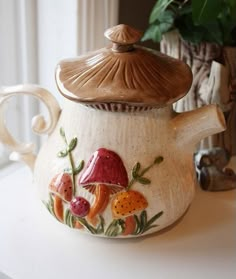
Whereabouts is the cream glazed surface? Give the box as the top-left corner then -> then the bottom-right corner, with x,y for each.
0,24 -> 226,238
34,100 -> 199,237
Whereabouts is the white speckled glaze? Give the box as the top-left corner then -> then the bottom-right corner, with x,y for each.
32,99 -> 225,237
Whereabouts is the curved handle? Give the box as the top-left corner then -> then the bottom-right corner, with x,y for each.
0,84 -> 61,171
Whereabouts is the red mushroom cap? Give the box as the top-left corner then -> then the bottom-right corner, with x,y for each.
79,148 -> 128,192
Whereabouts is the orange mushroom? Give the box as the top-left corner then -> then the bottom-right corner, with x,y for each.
111,190 -> 148,235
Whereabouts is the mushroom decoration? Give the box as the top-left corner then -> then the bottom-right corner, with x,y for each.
111,190 -> 148,235
70,196 -> 90,217
79,148 -> 128,225
70,196 -> 90,229
49,173 -> 73,222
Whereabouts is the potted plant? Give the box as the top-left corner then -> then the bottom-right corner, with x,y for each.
142,0 -> 236,190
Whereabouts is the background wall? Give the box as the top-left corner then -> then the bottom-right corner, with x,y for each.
118,0 -> 158,50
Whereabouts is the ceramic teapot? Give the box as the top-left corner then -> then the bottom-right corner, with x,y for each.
0,25 -> 226,238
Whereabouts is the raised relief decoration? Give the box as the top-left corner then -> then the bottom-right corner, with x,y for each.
44,127 -> 164,237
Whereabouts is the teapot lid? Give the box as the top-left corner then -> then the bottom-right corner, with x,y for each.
56,24 -> 192,111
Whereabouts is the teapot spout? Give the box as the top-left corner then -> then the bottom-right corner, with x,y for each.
171,105 -> 226,148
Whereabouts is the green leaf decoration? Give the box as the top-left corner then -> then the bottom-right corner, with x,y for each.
75,217 -> 97,234
96,216 -> 105,234
74,160 -> 84,175
154,156 -> 164,164
143,0 -> 236,46
68,137 -> 77,152
60,127 -> 65,137
192,0 -> 222,25
64,209 -> 70,225
145,211 -> 163,228
57,127 -> 85,197
176,15 -> 205,44
143,225 -> 158,233
137,177 -> 151,185
132,210 -> 164,235
46,194 -> 56,218
65,211 -> 72,227
132,162 -> 141,178
105,219 -> 124,237
128,154 -> 164,190
142,24 -> 162,42
49,193 -> 53,204
178,4 -> 192,16
157,10 -> 175,33
149,0 -> 174,24
57,149 -> 68,157
139,210 -> 147,234
105,220 -> 117,236
203,22 -> 223,45
140,210 -> 147,226
69,213 -> 75,228
64,161 -> 84,175
133,215 -> 141,235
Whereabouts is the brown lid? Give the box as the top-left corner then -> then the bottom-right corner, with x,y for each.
56,24 -> 192,109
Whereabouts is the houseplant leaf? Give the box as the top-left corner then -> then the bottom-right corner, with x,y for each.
149,0 -> 174,24
192,0 -> 222,24
176,14 -> 205,44
142,24 -> 162,42
158,10 -> 175,33
203,22 -> 223,45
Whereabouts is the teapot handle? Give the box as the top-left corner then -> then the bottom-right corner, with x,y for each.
0,84 -> 61,171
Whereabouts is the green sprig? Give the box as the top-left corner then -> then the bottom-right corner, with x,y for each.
127,156 -> 164,190
132,210 -> 164,235
57,127 -> 84,195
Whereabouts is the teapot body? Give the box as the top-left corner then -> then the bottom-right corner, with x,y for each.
34,100 -> 196,237
0,24 -> 226,238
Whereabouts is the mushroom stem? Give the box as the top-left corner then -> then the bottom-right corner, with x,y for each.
87,184 -> 110,225
122,215 -> 136,236
54,195 -> 64,222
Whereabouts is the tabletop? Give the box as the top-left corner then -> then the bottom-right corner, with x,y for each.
0,166 -> 235,279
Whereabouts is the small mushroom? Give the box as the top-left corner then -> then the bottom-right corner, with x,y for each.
70,196 -> 90,229
70,196 -> 90,217
111,190 -> 148,235
49,173 -> 73,222
79,148 -> 128,225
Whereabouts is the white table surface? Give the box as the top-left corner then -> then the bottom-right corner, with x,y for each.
0,167 -> 236,279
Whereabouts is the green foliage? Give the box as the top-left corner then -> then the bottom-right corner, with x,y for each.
142,0 -> 236,46
127,155 -> 164,190
58,127 -> 84,196
104,210 -> 164,237
133,210 -> 164,235
105,219 -> 125,237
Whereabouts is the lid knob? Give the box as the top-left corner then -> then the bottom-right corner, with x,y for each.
104,24 -> 142,53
